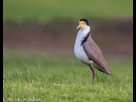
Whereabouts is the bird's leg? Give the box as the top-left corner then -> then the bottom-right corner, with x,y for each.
90,66 -> 96,85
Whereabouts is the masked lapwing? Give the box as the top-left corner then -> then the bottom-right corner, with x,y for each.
74,18 -> 111,85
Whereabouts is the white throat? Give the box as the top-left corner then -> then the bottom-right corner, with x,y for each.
74,24 -> 91,64
74,25 -> 90,47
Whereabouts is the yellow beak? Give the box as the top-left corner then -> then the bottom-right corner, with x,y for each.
76,21 -> 85,29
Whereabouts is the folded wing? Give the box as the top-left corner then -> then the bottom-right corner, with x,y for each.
83,35 -> 111,75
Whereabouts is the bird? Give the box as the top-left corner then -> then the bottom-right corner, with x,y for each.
73,18 -> 111,85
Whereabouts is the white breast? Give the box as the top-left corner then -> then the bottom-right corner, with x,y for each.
74,28 -> 92,65
74,45 -> 89,64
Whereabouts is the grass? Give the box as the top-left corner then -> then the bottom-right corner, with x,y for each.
3,49 -> 133,102
3,0 -> 133,21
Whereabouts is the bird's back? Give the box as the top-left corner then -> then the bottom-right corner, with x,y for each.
83,35 -> 111,75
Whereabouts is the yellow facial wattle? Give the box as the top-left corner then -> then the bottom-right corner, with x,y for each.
76,21 -> 86,29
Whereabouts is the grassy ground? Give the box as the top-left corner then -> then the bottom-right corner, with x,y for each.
3,0 -> 133,21
3,0 -> 133,101
3,49 -> 133,102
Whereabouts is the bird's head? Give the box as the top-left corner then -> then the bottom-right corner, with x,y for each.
76,18 -> 90,30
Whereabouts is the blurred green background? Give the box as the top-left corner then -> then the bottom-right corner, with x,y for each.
3,0 -> 133,101
3,0 -> 133,56
3,0 -> 133,21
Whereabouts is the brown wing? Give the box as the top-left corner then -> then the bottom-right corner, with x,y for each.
83,35 -> 111,75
